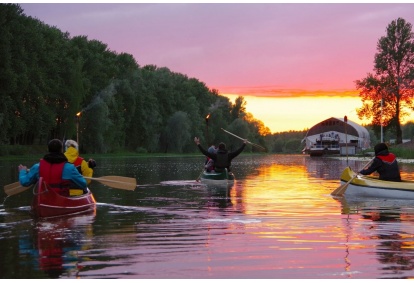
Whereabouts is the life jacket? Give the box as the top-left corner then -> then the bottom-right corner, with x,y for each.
39,159 -> 71,196
377,153 -> 396,164
205,159 -> 215,172
73,156 -> 84,174
215,151 -> 230,171
376,153 -> 401,182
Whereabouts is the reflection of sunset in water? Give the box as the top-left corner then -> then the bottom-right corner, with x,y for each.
236,161 -> 340,216
224,156 -> 414,277
5,155 -> 414,278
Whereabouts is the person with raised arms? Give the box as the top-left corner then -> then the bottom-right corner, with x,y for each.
194,137 -> 247,173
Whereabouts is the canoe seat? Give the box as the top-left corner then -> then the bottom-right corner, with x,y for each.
69,189 -> 84,196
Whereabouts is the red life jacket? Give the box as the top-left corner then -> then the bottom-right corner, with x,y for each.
73,156 -> 84,174
377,153 -> 397,164
39,159 -> 71,196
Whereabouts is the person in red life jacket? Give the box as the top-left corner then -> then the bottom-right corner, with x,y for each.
204,145 -> 217,172
64,139 -> 96,185
359,142 -> 401,182
194,137 -> 247,172
18,139 -> 87,196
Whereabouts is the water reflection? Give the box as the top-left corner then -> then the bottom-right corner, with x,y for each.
18,211 -> 95,278
2,155 -> 414,278
340,196 -> 414,278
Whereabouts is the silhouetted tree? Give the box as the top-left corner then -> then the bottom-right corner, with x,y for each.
356,18 -> 414,144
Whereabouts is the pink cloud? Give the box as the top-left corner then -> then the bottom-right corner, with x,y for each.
19,3 -> 414,94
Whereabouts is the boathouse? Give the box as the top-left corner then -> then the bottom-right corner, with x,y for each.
302,117 -> 370,156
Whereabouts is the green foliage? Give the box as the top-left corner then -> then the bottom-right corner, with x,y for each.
389,142 -> 414,159
402,121 -> 414,140
11,4 -> 414,156
0,4 -> 279,154
284,138 -> 303,153
267,130 -> 307,154
0,144 -> 35,156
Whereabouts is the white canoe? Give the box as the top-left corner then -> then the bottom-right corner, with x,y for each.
340,167 -> 414,199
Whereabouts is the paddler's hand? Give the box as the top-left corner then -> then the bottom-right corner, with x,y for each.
18,164 -> 28,172
88,159 -> 97,169
243,139 -> 247,144
194,137 -> 200,145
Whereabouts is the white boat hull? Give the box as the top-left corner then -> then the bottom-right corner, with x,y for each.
340,167 -> 414,199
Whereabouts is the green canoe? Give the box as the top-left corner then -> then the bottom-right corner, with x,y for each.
200,168 -> 235,185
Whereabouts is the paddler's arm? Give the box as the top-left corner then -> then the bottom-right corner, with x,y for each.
18,163 -> 39,186
194,137 -> 215,159
359,158 -> 381,175
63,163 -> 87,189
229,139 -> 247,159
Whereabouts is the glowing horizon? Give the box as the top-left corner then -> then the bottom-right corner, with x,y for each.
216,86 -> 360,98
222,92 -> 414,134
17,4 -> 414,134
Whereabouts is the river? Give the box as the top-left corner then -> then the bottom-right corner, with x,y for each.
1,154 -> 414,279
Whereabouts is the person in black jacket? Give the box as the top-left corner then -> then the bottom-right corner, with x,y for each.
194,137 -> 247,172
359,142 -> 401,182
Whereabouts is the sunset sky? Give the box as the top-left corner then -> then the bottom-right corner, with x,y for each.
18,2 -> 414,133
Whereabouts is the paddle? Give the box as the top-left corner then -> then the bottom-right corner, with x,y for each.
221,128 -> 266,151
196,167 -> 204,182
84,176 -> 137,191
331,158 -> 374,197
330,174 -> 357,197
4,181 -> 30,196
4,175 -> 137,196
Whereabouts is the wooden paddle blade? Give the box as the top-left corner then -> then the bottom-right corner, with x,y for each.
331,175 -> 356,196
4,181 -> 30,196
331,183 -> 348,196
86,176 -> 137,191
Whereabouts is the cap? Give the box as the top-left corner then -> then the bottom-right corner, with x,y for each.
65,139 -> 78,150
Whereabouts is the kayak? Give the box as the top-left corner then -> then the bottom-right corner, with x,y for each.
340,167 -> 414,199
31,177 -> 96,218
200,168 -> 235,186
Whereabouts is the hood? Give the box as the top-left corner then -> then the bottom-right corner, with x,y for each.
374,143 -> 388,156
64,146 -> 79,163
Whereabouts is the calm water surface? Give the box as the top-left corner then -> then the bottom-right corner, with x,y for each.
2,154 -> 414,279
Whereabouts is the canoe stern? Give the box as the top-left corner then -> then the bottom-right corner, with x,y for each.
31,178 -> 96,218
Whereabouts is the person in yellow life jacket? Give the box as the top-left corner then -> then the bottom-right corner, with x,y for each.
64,140 -> 96,185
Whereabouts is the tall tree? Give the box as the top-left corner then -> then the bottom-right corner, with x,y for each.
230,96 -> 247,120
162,111 -> 191,153
356,18 -> 414,144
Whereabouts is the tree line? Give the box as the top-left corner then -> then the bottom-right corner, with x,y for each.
0,4 -> 273,154
2,4 -> 414,156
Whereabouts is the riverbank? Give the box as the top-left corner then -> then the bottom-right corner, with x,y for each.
2,141 -> 414,161
0,144 -> 268,161
334,155 -> 414,164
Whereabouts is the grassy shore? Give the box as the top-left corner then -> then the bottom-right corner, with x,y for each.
2,143 -> 414,160
391,145 -> 414,159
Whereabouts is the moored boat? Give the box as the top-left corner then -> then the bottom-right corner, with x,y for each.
200,168 -> 235,186
340,167 -> 414,199
31,177 -> 96,218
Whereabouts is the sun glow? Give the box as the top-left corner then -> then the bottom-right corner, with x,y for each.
223,94 -> 414,133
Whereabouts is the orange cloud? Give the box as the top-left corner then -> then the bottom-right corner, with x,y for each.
214,86 -> 359,98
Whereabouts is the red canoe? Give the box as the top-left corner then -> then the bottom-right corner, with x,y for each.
31,177 -> 96,218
